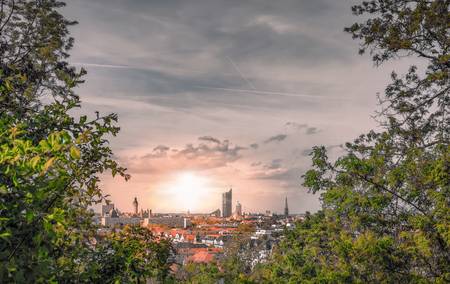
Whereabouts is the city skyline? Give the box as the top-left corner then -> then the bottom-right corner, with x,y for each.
98,191 -> 295,216
62,0 -> 416,214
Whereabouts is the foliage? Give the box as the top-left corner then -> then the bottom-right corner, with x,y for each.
176,262 -> 223,284
88,226 -> 174,283
0,0 -> 172,283
254,0 -> 449,283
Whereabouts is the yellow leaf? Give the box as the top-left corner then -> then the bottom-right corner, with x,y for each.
70,146 -> 81,160
10,127 -> 17,139
42,157 -> 56,174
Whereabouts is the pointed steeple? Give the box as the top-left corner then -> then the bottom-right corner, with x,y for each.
132,197 -> 138,215
284,196 -> 289,217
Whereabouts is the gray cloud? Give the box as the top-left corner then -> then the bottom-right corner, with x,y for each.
264,134 -> 288,144
64,0 -> 357,113
126,136 -> 246,174
286,122 -> 320,135
142,145 -> 171,159
198,136 -> 222,144
251,161 -> 262,167
250,143 -> 259,149
264,159 -> 283,170
176,138 -> 245,162
250,165 -> 302,185
305,127 -> 319,135
286,122 -> 308,130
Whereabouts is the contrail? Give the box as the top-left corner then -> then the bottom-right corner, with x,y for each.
71,62 -> 237,76
72,62 -> 131,69
226,56 -> 257,90
195,86 -> 323,99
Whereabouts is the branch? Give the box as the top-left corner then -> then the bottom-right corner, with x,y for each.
355,172 -> 429,216
0,0 -> 14,35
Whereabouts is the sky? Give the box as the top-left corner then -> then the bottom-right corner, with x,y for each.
62,0 -> 414,214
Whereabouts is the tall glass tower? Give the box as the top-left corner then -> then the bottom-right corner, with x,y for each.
284,197 -> 289,217
222,188 -> 232,218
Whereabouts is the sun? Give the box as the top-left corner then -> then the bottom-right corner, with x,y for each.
166,172 -> 209,212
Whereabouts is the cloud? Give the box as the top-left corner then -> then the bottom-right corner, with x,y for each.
251,161 -> 262,167
175,138 -> 245,162
248,158 -> 298,185
305,127 -> 319,135
64,0 -> 358,114
250,15 -> 298,34
250,143 -> 259,149
249,163 -> 302,186
264,134 -> 288,144
124,136 -> 246,174
286,122 -> 320,135
286,122 -> 308,130
142,145 -> 170,158
198,136 -> 221,144
264,159 -> 283,170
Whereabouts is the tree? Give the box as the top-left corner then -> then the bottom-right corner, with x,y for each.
0,1 -> 171,282
256,0 -> 449,282
89,226 -> 174,283
176,262 -> 222,284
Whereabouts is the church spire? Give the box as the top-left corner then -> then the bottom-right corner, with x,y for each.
284,196 -> 289,217
133,197 -> 138,215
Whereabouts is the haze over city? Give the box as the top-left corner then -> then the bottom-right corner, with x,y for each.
62,0 -> 416,214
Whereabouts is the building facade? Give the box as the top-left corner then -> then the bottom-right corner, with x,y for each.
143,217 -> 192,228
222,188 -> 232,218
235,201 -> 242,216
101,216 -> 141,227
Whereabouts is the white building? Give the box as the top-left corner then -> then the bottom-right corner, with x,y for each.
142,217 -> 191,228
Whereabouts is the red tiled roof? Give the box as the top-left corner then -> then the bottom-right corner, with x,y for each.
184,234 -> 195,241
188,251 -> 215,263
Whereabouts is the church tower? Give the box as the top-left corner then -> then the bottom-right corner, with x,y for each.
133,197 -> 138,215
284,197 -> 289,217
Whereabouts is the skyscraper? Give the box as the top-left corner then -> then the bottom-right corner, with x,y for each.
222,188 -> 232,218
235,201 -> 242,216
133,197 -> 139,215
284,197 -> 289,217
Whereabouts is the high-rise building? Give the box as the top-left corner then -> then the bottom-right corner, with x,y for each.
222,188 -> 232,218
284,197 -> 289,217
133,197 -> 139,215
235,201 -> 242,216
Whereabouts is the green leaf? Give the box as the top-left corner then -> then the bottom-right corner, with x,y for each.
30,156 -> 41,169
0,231 -> 11,239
